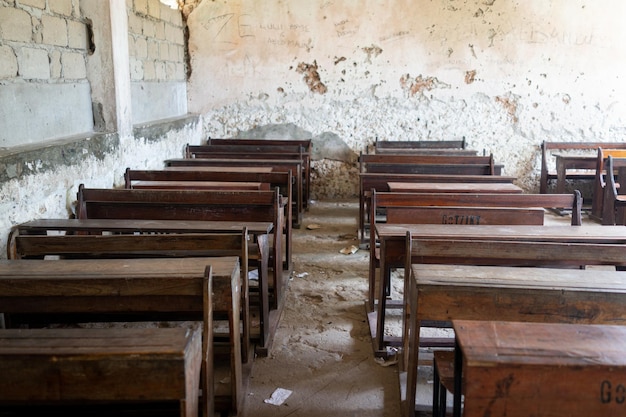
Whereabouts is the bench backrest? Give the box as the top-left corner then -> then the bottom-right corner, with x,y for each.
359,153 -> 499,175
124,167 -> 293,226
206,137 -> 312,151
358,172 -> 517,241
371,190 -> 582,226
375,138 -> 466,150
186,144 -> 307,156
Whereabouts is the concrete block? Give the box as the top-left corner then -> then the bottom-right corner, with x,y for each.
159,41 -> 169,60
175,62 -> 185,81
0,7 -> 33,42
19,47 -> 50,79
142,18 -> 156,38
50,50 -> 61,78
143,60 -> 155,80
42,15 -> 68,47
62,51 -> 86,79
147,39 -> 159,60
166,61 -> 175,80
164,22 -> 183,45
128,13 -> 143,35
19,0 -> 45,9
155,61 -> 165,80
68,20 -> 87,49
50,0 -> 73,17
134,0 -> 148,15
130,58 -> 144,81
161,5 -> 181,26
168,43 -> 179,62
148,0 -> 161,19
0,45 -> 18,79
135,37 -> 148,58
155,21 -> 165,40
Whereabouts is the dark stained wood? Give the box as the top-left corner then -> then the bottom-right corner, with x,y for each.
602,155 -> 626,225
402,255 -> 626,417
358,172 -> 518,243
387,181 -> 522,193
375,138 -> 466,150
454,320 -> 626,417
367,190 -> 583,350
540,140 -> 626,194
0,257 -> 241,416
0,327 -> 202,417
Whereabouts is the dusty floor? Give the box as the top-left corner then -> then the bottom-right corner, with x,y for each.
241,199 -> 403,417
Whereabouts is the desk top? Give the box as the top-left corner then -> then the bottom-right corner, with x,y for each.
15,218 -> 274,234
412,263 -> 626,292
454,320 -> 626,367
0,256 -> 239,284
387,182 -> 522,193
375,224 -> 626,242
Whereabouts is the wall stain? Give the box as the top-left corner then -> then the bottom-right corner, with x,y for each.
495,95 -> 519,123
465,70 -> 476,84
400,73 -> 446,97
362,44 -> 383,63
296,61 -> 327,94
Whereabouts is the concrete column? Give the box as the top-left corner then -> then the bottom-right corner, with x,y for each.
82,0 -> 133,139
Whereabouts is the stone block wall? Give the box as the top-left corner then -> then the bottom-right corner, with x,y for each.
127,0 -> 187,123
0,0 -> 93,147
127,0 -> 185,82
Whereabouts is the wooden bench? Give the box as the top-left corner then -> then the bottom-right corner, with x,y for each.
185,144 -> 311,210
164,157 -> 305,226
124,167 -> 296,229
0,327 -> 202,417
10,231 -> 252,365
539,140 -> 626,195
402,241 -> 626,417
7,218 -> 277,357
368,191 -> 582,356
453,320 -> 626,417
358,172 -> 518,244
0,257 -> 240,416
359,153 -> 503,175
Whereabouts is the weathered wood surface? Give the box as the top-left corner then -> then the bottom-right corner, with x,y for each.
455,320 -> 626,417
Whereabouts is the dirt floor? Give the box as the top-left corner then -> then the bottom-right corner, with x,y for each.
241,199 -> 403,417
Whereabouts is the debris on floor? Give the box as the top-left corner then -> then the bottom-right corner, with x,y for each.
263,388 -> 293,406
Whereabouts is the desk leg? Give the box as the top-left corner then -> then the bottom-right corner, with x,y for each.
403,276 -> 420,417
556,161 -> 567,194
257,235 -> 270,349
376,239 -> 390,353
453,338 -> 462,417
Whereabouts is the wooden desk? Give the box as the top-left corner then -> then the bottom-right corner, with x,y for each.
0,256 -> 241,415
371,224 -> 626,357
10,218 -> 276,355
554,153 -> 596,194
387,182 -> 523,193
132,180 -> 268,190
453,320 -> 626,417
403,265 -> 626,417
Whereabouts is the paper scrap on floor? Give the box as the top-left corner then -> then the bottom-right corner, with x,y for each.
264,388 -> 293,406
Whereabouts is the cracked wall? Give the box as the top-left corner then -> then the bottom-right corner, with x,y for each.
187,0 -> 626,198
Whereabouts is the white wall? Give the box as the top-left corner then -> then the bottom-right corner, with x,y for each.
186,0 -> 626,198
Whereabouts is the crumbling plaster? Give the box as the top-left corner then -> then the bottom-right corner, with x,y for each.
187,0 -> 626,199
0,115 -> 202,258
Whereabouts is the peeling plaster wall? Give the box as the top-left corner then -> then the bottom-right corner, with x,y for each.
0,115 -> 202,258
187,0 -> 626,198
